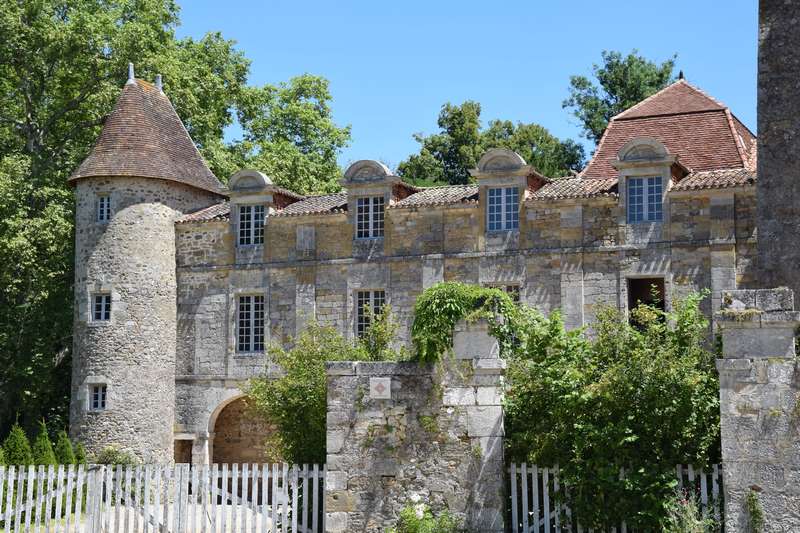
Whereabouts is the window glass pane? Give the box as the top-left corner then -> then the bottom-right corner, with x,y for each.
238,295 -> 252,352
372,197 -> 385,237
97,196 -> 111,222
253,295 -> 265,352
647,177 -> 663,221
356,290 -> 371,335
627,178 -> 644,223
238,205 -> 253,245
253,205 -> 265,245
91,384 -> 107,410
93,294 -> 111,321
487,188 -> 502,231
356,198 -> 370,239
504,188 -> 519,230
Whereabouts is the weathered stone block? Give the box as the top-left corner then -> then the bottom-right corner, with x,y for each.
467,406 -> 504,437
442,387 -> 475,406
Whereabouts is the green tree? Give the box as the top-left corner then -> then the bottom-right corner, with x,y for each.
54,430 -> 75,465
563,50 -> 676,143
235,75 -> 351,193
31,420 -> 57,466
0,446 -> 5,466
503,293 -> 719,529
74,442 -> 87,466
398,101 -> 583,186
2,423 -> 33,465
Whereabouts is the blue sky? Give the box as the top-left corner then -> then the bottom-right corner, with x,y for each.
176,1 -> 757,170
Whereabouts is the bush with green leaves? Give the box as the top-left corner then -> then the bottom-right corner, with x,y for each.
410,282 -> 519,362
91,445 -> 137,466
54,430 -> 76,465
247,311 -> 404,464
31,420 -> 57,465
0,446 -> 5,465
74,442 -> 87,466
388,504 -> 459,533
663,490 -> 715,532
504,291 -> 720,530
2,422 -> 33,465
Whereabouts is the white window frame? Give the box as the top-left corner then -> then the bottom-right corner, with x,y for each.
89,384 -> 107,412
627,176 -> 663,223
355,289 -> 386,337
486,187 -> 520,232
238,204 -> 265,246
355,196 -> 385,239
92,293 -> 111,322
237,294 -> 265,353
96,194 -> 111,223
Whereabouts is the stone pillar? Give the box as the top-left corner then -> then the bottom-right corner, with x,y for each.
716,288 -> 800,532
756,0 -> 800,296
191,433 -> 210,465
325,320 -> 505,533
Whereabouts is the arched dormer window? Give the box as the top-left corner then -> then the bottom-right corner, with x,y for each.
613,138 -> 674,225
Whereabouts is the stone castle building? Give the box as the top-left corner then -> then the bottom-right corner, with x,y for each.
69,69 -> 758,464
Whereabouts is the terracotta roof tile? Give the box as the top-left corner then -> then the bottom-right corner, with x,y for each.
274,192 -> 348,217
70,79 -> 225,195
177,202 -> 231,223
614,80 -> 725,120
391,185 -> 479,208
673,168 -> 756,191
530,177 -> 618,201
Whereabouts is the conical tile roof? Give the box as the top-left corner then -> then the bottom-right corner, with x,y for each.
70,78 -> 225,195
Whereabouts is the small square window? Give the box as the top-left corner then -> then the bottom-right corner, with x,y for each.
96,195 -> 111,223
90,384 -> 107,411
92,293 -> 111,321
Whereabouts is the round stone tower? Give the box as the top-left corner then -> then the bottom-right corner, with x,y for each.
68,68 -> 225,463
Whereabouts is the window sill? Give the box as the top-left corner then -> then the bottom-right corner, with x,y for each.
236,244 -> 264,249
486,229 -> 519,236
353,237 -> 384,242
234,352 -> 264,357
87,320 -> 112,328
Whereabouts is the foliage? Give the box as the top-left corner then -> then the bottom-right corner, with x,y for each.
246,311 -> 404,464
663,490 -> 715,532
563,50 -> 676,143
91,446 -> 138,466
0,446 -> 4,465
410,282 -> 518,363
32,420 -> 57,466
235,75 -> 351,193
387,504 -> 459,533
74,442 -> 87,466
358,305 -> 407,362
746,489 -> 765,533
397,101 -> 584,185
0,0 -> 349,437
2,423 -> 33,465
504,291 -> 720,529
54,430 -> 76,465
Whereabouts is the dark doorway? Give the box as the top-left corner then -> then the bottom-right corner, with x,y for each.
628,277 -> 665,311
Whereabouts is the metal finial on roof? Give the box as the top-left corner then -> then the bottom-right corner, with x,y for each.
155,74 -> 163,92
678,70 -> 685,80
126,63 -> 135,85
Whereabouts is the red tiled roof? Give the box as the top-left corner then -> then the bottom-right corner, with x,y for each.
672,168 -> 756,191
274,192 -> 348,217
390,185 -> 479,208
70,79 -> 225,195
177,202 -> 231,223
582,80 -> 754,179
529,177 -> 618,201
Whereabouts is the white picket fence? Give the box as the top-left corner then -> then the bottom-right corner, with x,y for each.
0,463 -> 325,532
508,463 -> 723,533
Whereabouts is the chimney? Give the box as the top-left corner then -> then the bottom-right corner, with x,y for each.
155,74 -> 163,92
126,63 -> 135,85
756,1 -> 800,298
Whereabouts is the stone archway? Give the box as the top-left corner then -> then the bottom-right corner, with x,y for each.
210,396 -> 279,464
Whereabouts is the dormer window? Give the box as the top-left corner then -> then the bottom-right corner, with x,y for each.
627,176 -> 663,223
487,187 -> 519,231
356,196 -> 384,239
238,204 -> 265,246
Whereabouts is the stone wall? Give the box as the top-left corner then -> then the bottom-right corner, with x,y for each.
717,288 -> 800,532
324,322 -> 505,533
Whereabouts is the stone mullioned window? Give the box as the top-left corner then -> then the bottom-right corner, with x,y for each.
92,293 -> 111,321
487,187 -> 519,231
356,289 -> 385,336
237,294 -> 265,353
627,176 -> 663,223
355,196 -> 384,239
238,204 -> 265,246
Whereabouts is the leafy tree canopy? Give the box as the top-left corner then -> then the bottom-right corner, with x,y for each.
398,101 -> 584,186
563,50 -> 676,143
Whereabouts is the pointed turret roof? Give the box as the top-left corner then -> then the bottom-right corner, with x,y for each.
70,77 -> 225,195
581,79 -> 756,179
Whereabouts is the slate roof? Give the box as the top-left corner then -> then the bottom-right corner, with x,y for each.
273,192 -> 348,217
391,185 -> 479,208
70,79 -> 225,195
177,202 -> 231,223
582,80 -> 755,179
530,178 -> 618,201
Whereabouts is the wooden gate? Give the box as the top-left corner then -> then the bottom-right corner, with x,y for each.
0,463 -> 325,532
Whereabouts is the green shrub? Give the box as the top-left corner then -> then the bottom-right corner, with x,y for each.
388,504 -> 459,533
91,445 -> 137,466
74,442 -> 87,466
32,420 -> 57,465
2,423 -> 33,465
0,446 -> 5,465
504,291 -> 720,530
54,430 -> 76,465
410,282 -> 518,362
663,490 -> 715,532
746,489 -> 765,533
